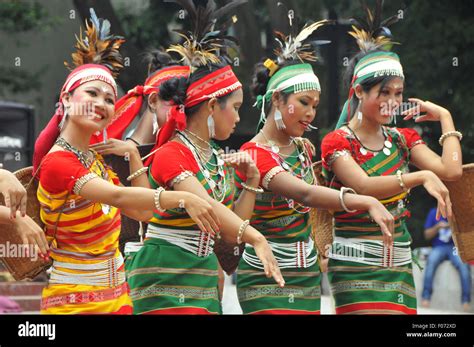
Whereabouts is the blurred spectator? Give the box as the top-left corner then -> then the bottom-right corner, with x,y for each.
421,207 -> 471,311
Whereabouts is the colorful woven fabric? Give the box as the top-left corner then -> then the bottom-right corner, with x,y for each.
235,139 -> 321,314
125,141 -> 234,314
38,150 -> 132,314
320,126 -> 425,314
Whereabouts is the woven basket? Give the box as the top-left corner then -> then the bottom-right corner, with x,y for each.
445,163 -> 474,263
310,161 -> 334,257
0,167 -> 52,280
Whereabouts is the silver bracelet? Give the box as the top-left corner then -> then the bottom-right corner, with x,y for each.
237,220 -> 250,245
126,166 -> 148,182
241,182 -> 264,194
438,130 -> 462,146
339,187 -> 357,213
154,187 -> 166,212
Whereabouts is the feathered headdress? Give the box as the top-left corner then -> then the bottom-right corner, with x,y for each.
272,2 -> 332,67
64,8 -> 125,77
167,0 -> 247,70
348,0 -> 400,53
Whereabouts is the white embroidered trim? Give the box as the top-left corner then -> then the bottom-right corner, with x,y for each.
169,170 -> 195,188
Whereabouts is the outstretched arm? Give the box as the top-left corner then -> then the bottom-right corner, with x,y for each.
173,176 -> 285,287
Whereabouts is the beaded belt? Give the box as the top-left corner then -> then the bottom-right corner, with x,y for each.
243,238 -> 317,270
41,282 -> 129,310
49,252 -> 125,287
329,236 -> 412,267
145,224 -> 214,257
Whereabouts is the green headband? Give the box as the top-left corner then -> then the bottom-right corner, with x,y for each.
254,63 -> 321,132
335,51 -> 404,129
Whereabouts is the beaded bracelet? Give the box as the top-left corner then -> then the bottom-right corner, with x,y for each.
241,182 -> 264,194
339,187 -> 357,213
237,220 -> 250,245
439,131 -> 462,146
154,187 -> 166,212
126,166 -> 148,182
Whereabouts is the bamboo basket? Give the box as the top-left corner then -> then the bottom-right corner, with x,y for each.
310,161 -> 334,257
445,163 -> 474,263
0,167 -> 52,280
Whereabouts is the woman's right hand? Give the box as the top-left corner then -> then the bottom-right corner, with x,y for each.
0,169 -> 27,219
12,213 -> 49,260
421,170 -> 452,220
364,196 -> 395,247
181,193 -> 221,238
250,233 -> 285,287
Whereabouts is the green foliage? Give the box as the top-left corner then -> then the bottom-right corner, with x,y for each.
0,0 -> 50,95
0,0 -> 49,32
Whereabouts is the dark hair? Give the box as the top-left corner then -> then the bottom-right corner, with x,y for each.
251,59 -> 303,114
159,58 -> 236,118
144,49 -> 176,76
142,49 -> 182,112
345,49 -> 401,118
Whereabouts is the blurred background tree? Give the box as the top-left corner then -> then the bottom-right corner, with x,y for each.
0,0 -> 53,95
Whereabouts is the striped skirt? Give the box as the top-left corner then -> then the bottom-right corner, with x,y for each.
125,237 -> 221,315
236,245 -> 321,315
328,231 -> 417,314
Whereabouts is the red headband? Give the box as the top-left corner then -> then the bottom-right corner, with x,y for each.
90,65 -> 190,144
33,64 -> 115,172
156,65 -> 242,148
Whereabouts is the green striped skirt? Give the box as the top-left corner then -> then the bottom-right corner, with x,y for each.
125,237 -> 221,315
328,230 -> 417,314
236,245 -> 321,315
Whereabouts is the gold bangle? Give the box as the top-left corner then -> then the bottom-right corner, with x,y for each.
241,182 -> 264,194
237,220 -> 250,245
396,170 -> 408,192
439,131 -> 462,146
127,166 -> 148,181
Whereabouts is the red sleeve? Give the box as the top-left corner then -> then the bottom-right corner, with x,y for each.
150,141 -> 200,188
39,151 -> 91,194
397,127 -> 425,149
321,130 -> 352,167
237,142 -> 283,187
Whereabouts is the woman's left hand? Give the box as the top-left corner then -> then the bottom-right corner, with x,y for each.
402,98 -> 451,123
90,139 -> 138,158
220,152 -> 260,181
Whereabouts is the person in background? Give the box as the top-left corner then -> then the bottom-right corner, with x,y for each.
421,206 -> 471,311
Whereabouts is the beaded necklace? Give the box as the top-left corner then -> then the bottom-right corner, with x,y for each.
176,131 -> 227,203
